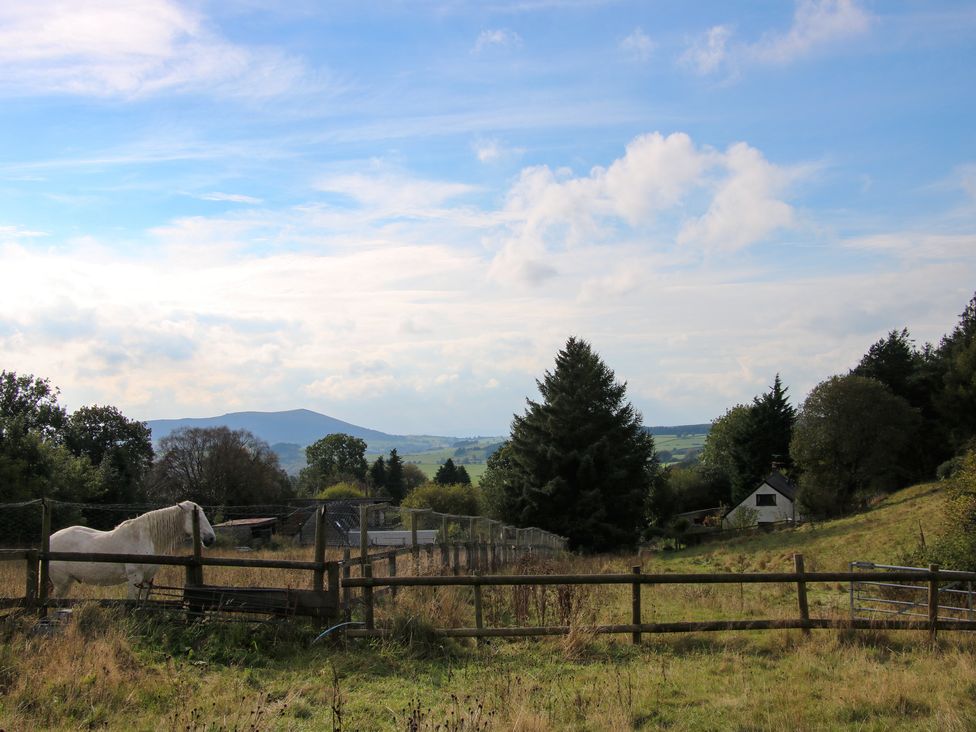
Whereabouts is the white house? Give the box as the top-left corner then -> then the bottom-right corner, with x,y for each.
722,471 -> 799,529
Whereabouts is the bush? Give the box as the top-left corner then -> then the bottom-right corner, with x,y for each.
401,482 -> 481,516
316,482 -> 365,500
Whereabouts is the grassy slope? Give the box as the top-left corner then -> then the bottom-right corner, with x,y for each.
5,481 -> 974,732
655,480 -> 945,575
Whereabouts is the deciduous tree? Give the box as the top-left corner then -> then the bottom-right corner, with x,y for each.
150,426 -> 292,506
790,375 -> 920,517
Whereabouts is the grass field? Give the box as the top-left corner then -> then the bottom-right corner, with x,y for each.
2,480 -> 972,731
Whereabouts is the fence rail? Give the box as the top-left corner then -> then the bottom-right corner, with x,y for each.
342,558 -> 976,642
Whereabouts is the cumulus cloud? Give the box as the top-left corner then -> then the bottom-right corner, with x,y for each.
682,0 -> 872,75
0,0 -> 314,98
488,131 -> 798,284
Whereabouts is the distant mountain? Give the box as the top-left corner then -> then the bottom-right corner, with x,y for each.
145,409 -> 461,455
145,409 -> 710,473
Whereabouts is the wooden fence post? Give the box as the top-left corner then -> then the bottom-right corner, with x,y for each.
24,549 -> 38,611
342,546 -> 351,613
929,564 -> 940,641
363,563 -> 374,630
359,504 -> 369,563
313,505 -> 327,593
473,571 -> 484,647
190,506 -> 204,586
632,565 -> 642,645
388,552 -> 398,600
38,499 -> 51,617
440,515 -> 450,571
411,511 -> 419,574
794,554 -> 811,635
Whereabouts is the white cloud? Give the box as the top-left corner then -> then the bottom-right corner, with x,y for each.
488,131 -> 798,283
680,25 -> 732,75
473,28 -> 523,53
0,0 -> 314,98
198,192 -> 263,204
682,1 -> 872,75
677,143 -> 797,252
751,0 -> 872,64
620,27 -> 654,62
315,168 -> 477,215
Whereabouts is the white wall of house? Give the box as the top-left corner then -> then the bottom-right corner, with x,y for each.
722,485 -> 795,528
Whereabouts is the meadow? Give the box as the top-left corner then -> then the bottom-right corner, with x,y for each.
1,480 -> 973,731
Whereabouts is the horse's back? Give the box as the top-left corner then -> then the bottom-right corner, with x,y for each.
49,524 -> 155,590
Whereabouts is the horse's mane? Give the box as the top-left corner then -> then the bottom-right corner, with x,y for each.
118,505 -> 187,554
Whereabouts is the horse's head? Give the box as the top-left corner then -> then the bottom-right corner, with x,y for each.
178,501 -> 216,548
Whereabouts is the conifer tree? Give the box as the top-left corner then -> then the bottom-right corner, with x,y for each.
491,337 -> 659,551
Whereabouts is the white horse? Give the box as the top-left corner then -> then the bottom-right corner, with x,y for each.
49,501 -> 216,600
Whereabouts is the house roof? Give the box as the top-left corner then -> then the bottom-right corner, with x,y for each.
761,471 -> 797,501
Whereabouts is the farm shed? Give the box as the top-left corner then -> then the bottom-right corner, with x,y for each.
722,471 -> 800,528
213,517 -> 277,544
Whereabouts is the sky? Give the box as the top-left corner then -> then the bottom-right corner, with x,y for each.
1,0 -> 975,437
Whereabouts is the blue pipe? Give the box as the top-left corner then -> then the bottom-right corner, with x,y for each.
311,620 -> 365,644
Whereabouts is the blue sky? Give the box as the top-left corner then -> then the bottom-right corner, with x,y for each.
1,0 -> 974,436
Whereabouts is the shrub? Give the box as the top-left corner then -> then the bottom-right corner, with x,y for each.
401,482 -> 481,516
316,482 -> 366,500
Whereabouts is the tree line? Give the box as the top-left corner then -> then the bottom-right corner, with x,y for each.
0,371 -> 475,517
652,291 -> 976,527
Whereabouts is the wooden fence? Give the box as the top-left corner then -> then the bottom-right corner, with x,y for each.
0,502 -> 564,621
342,556 -> 976,642
5,500 -> 975,642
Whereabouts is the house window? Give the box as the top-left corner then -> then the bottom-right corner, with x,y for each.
756,493 -> 777,507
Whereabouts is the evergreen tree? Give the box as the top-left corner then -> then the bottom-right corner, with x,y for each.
701,375 -> 796,504
385,448 -> 406,504
936,293 -> 976,447
368,455 -> 387,497
491,337 -> 659,552
433,457 -> 470,485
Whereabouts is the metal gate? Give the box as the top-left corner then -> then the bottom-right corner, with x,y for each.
850,561 -> 976,622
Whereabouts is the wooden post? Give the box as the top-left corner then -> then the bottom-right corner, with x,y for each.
411,511 -> 419,574
38,499 -> 51,616
24,550 -> 38,611
794,554 -> 811,635
488,521 -> 496,573
359,504 -> 369,563
929,564 -> 940,641
313,505 -> 327,593
342,546 -> 351,612
452,541 -> 460,577
632,565 -> 642,645
473,571 -> 484,647
388,552 -> 397,600
327,562 -> 339,601
191,506 -> 204,587
363,563 -> 374,630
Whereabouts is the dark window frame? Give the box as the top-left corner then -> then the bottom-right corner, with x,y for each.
755,493 -> 777,507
